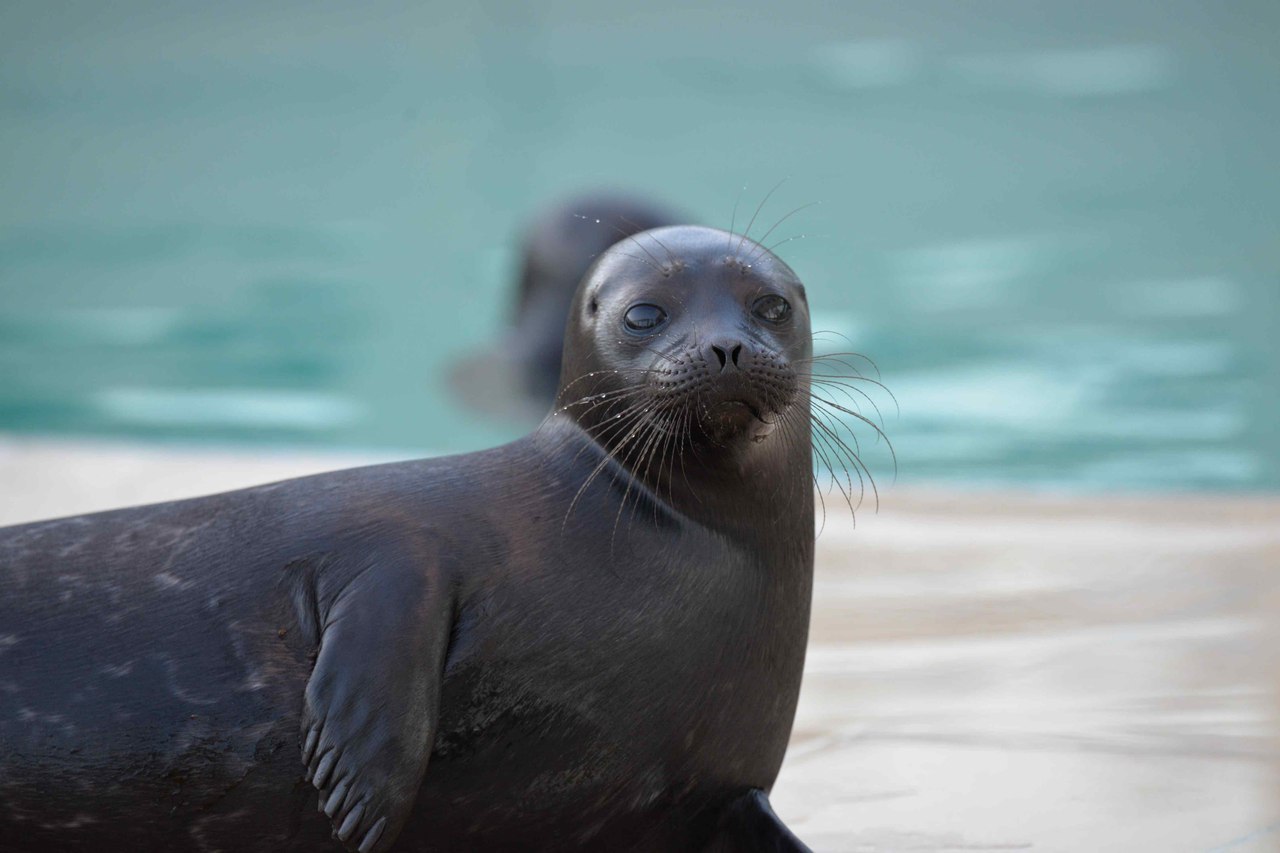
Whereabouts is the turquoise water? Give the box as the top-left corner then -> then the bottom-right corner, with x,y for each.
2,1 -> 1277,491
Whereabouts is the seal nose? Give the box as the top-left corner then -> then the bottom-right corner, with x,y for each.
708,339 -> 743,372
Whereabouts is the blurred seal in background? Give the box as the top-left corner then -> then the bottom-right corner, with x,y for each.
449,191 -> 682,420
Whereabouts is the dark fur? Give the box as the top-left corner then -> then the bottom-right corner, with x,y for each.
0,226 -> 815,852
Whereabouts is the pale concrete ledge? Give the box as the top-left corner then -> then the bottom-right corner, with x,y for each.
2,435 -> 1277,852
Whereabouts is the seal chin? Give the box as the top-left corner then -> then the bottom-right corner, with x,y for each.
711,398 -> 763,419
702,398 -> 780,445
747,416 -> 777,444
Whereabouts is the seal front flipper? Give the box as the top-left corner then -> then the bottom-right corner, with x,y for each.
712,789 -> 813,853
297,543 -> 453,853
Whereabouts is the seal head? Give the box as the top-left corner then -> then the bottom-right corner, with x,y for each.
556,225 -> 812,528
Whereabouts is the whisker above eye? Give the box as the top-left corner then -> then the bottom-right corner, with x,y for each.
736,178 -> 787,254
746,201 -> 821,264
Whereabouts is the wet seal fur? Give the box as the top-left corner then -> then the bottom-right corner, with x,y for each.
0,225 -> 815,852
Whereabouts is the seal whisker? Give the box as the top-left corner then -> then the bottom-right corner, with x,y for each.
573,212 -> 665,272
556,365 -> 660,400
561,399 -> 659,532
618,214 -> 678,267
635,404 -> 676,530
635,342 -> 685,368
775,405 -> 828,534
808,384 -> 890,438
806,377 -> 888,432
812,403 -> 882,511
803,422 -> 844,514
673,399 -> 701,504
614,402 -> 674,539
789,411 -> 823,520
631,407 -> 673,531
798,348 -> 885,382
809,329 -> 857,345
647,404 -> 684,526
538,387 -> 653,447
807,409 -> 853,499
613,231 -> 666,271
571,425 -> 643,503
562,429 -> 641,534
659,405 -> 686,516
601,249 -> 664,273
632,399 -> 691,517
736,177 -> 787,254
811,393 -> 897,476
766,233 -> 811,254
727,182 -> 747,253
565,394 -> 649,456
626,405 -> 675,515
607,415 -> 660,550
556,385 -> 651,413
811,403 -> 861,483
569,397 -> 655,467
812,398 -> 868,471
560,396 -> 657,467
809,411 -> 865,514
543,374 -> 660,428
556,385 -> 654,421
795,354 -> 869,378
800,372 -> 899,422
746,201 -> 820,264
795,367 -> 895,399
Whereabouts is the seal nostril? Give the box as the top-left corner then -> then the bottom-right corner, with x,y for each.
708,341 -> 745,372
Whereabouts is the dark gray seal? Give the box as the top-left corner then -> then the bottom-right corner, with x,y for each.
0,225 -> 816,852
450,191 -> 681,418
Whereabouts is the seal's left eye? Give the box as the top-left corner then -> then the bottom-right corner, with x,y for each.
623,304 -> 668,333
752,294 -> 791,323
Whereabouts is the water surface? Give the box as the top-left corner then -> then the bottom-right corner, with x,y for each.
2,0 -> 1277,491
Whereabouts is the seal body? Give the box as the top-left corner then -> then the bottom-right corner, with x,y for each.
0,226 -> 816,852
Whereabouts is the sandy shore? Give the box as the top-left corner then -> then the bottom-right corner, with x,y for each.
2,435 -> 1277,852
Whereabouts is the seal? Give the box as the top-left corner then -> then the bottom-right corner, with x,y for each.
449,191 -> 681,418
0,225 -> 816,852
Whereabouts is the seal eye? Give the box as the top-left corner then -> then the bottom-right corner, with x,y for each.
623,303 -> 668,334
752,294 -> 791,323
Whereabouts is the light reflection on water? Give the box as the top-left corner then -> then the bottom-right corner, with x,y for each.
0,0 -> 1276,491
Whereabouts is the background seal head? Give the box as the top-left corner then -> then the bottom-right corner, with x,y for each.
449,192 -> 682,421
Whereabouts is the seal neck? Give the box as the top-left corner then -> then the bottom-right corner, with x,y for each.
538,409 -> 814,545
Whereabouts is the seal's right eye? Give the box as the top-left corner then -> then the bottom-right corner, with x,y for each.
623,304 -> 668,334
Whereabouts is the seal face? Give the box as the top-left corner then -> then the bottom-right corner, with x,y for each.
557,225 -> 813,532
0,225 -> 816,853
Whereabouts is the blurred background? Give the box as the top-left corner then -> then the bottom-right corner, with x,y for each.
2,2 -> 1278,851
3,0 -> 1277,491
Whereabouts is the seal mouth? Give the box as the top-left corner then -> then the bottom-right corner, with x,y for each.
702,397 -> 780,444
732,399 -> 768,422
711,398 -> 769,423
